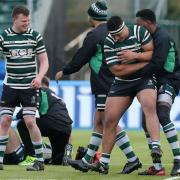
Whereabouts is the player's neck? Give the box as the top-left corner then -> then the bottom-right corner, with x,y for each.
94,21 -> 106,28
12,26 -> 27,34
148,24 -> 157,34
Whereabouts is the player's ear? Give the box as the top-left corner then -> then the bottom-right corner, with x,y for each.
146,20 -> 152,25
12,17 -> 16,23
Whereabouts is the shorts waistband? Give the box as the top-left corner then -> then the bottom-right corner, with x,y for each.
115,77 -> 142,82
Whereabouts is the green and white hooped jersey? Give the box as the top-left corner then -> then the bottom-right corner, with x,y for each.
0,28 -> 46,89
104,25 -> 152,81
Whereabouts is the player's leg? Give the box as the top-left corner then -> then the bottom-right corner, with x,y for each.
116,128 -> 142,174
20,88 -> 44,171
3,127 -> 25,165
5,127 -> 22,154
157,84 -> 180,176
23,111 -> 44,171
137,89 -> 160,143
0,85 -> 17,170
82,110 -> 104,164
48,132 -> 70,165
68,94 -> 106,171
35,116 -> 72,165
17,119 -> 35,157
137,78 -> 165,176
91,96 -> 132,174
141,112 -> 152,150
69,93 -> 138,174
62,135 -> 73,166
17,119 -> 37,166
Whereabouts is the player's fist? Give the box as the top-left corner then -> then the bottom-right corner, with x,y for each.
55,71 -> 63,81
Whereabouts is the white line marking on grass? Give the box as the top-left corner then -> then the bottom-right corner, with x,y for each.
163,177 -> 180,180
111,163 -> 173,166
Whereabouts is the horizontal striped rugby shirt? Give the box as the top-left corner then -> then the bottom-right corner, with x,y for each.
0,28 -> 46,89
104,25 -> 152,81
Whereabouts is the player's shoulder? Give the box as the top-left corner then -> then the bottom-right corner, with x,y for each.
88,24 -> 107,40
0,28 -> 12,38
152,26 -> 170,44
128,24 -> 149,38
135,24 -> 149,34
105,33 -> 115,46
93,23 -> 107,33
27,28 -> 42,37
155,26 -> 169,38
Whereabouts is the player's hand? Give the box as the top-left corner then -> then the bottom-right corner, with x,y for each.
117,50 -> 138,63
31,76 -> 42,89
55,71 -> 63,82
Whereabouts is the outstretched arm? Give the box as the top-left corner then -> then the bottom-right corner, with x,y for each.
55,31 -> 97,80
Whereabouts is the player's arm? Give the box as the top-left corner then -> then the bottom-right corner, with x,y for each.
135,34 -> 171,76
110,61 -> 148,77
31,52 -> 49,89
117,41 -> 153,63
55,31 -> 97,80
37,52 -> 49,80
117,26 -> 154,63
108,40 -> 153,76
104,34 -> 148,77
31,32 -> 49,88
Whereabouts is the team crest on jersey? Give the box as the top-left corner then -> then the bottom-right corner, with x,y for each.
31,96 -> 36,105
10,49 -> 33,58
147,80 -> 153,86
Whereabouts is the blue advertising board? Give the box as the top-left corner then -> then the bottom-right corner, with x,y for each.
0,80 -> 180,130
49,81 -> 180,130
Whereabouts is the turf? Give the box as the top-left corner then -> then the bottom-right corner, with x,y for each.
1,130 -> 180,180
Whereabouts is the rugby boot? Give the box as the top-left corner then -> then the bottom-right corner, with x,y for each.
117,158 -> 142,174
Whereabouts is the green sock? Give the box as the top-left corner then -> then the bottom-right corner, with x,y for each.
82,132 -> 102,164
116,130 -> 137,162
100,153 -> 110,166
145,131 -> 152,150
0,135 -> 9,163
151,141 -> 162,170
32,140 -> 44,162
163,122 -> 180,160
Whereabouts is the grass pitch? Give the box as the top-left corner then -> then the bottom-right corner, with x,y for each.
1,130 -> 180,180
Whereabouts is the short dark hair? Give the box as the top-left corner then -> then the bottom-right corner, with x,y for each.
42,76 -> 50,87
12,5 -> 29,18
107,16 -> 124,32
136,9 -> 156,23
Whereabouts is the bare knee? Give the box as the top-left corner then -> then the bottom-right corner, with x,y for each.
142,101 -> 156,114
24,116 -> 36,130
104,115 -> 118,130
1,116 -> 12,130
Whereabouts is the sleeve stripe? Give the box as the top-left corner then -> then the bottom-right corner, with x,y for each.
106,36 -> 114,44
36,45 -> 45,51
142,33 -> 151,42
137,26 -> 140,42
36,49 -> 46,54
144,30 -> 149,38
106,56 -> 116,61
106,59 -> 118,65
134,25 -> 137,40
